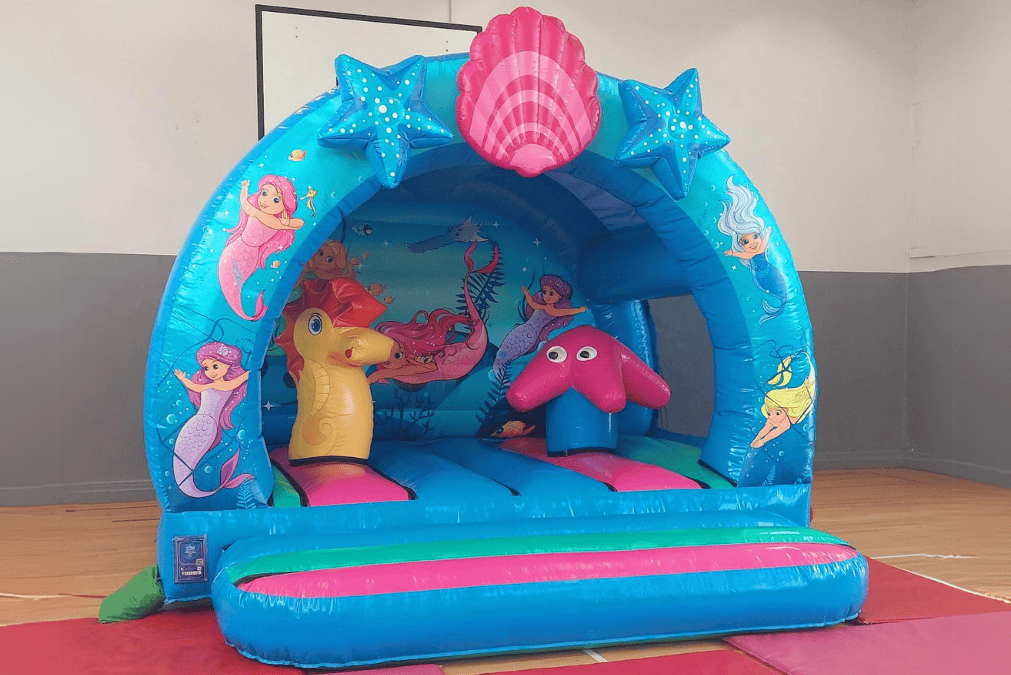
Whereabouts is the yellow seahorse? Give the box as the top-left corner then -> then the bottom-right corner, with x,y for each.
286,308 -> 395,462
276,276 -> 394,463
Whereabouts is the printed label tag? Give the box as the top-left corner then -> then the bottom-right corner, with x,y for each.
173,535 -> 208,584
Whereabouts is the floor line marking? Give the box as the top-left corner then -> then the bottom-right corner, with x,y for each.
902,569 -> 1011,604
876,553 -> 977,560
584,649 -> 607,662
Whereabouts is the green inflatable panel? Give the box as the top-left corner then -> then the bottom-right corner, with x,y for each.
228,526 -> 848,583
270,465 -> 303,508
618,436 -> 735,489
98,564 -> 165,623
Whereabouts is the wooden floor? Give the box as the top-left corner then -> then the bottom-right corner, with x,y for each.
2,468 -> 1009,673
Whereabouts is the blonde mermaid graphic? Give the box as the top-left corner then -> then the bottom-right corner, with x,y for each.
218,175 -> 304,321
750,356 -> 816,448
172,342 -> 254,498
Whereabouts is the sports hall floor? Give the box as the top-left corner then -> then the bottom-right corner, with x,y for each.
2,468 -> 1008,673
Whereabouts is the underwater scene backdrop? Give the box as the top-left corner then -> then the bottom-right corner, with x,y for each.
260,200 -> 595,445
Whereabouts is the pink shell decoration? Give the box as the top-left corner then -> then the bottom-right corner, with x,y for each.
456,7 -> 601,178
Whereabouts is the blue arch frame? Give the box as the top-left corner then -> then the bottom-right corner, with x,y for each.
144,54 -> 815,513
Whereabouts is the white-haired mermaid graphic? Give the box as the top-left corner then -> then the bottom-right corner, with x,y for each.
717,177 -> 789,325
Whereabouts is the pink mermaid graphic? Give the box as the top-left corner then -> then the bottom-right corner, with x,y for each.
368,243 -> 498,385
218,175 -> 305,321
492,274 -> 586,377
172,342 -> 254,498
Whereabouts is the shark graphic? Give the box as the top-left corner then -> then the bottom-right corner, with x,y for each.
406,216 -> 488,253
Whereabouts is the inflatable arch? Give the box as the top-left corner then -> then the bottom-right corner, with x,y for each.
141,8 -> 865,668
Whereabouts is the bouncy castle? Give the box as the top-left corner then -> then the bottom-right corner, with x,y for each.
134,7 -> 867,668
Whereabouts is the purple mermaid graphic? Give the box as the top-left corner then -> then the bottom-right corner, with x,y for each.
172,342 -> 254,498
218,175 -> 304,321
492,274 -> 586,378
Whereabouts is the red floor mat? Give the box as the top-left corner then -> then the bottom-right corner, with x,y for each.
0,607 -> 299,675
859,558 -> 1011,624
727,612 -> 1011,675
479,651 -> 779,674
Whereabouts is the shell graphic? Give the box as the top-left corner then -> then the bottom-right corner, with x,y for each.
456,7 -> 601,178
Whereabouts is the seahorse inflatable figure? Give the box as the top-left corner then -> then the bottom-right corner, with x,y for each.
275,277 -> 394,462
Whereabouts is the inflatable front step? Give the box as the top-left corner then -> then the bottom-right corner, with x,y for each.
212,511 -> 868,668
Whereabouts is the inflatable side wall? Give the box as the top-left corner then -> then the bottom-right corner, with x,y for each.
145,54 -> 815,513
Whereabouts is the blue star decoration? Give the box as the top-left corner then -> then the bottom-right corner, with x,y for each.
318,55 -> 454,189
614,69 -> 730,200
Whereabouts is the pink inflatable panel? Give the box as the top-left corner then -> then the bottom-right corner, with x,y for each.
727,612 -> 1011,675
237,541 -> 857,599
269,448 -> 410,506
500,438 -> 700,491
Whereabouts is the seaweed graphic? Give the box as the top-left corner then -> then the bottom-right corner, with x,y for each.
476,366 -> 513,436
235,479 -> 263,509
456,243 -> 505,324
375,387 -> 436,440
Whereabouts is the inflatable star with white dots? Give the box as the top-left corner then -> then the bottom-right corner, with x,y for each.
615,69 -> 730,200
318,55 -> 454,189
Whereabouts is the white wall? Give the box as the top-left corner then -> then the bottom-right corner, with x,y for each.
1,0 -> 452,257
4,1 -> 921,273
456,0 -> 918,275
911,0 -> 1011,271
261,11 -> 477,133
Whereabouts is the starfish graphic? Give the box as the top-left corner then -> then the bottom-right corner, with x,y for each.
318,55 -> 453,189
615,69 -> 729,200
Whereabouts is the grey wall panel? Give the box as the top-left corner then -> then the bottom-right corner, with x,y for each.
802,272 -> 909,468
651,295 -> 714,439
651,272 -> 910,469
0,253 -> 173,505
947,267 -> 1011,485
906,269 -> 953,465
905,266 -> 1011,488
2,252 -> 1007,504
906,265 -> 1011,488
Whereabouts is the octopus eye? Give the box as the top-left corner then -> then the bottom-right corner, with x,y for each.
546,346 -> 567,363
307,313 -> 324,336
576,346 -> 597,361
326,256 -> 334,263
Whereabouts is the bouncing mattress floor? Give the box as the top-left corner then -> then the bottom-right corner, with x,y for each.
267,435 -> 733,507
213,507 -> 866,668
208,436 -> 865,668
